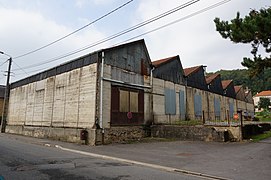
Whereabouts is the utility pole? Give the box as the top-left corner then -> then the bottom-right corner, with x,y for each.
0,51 -> 12,133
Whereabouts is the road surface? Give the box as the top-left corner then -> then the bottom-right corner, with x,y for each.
1,133 -> 271,180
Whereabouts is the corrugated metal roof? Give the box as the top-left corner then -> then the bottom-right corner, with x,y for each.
221,80 -> 233,90
205,73 -> 220,84
234,85 -> 242,93
183,66 -> 201,76
254,90 -> 271,97
152,55 -> 178,68
11,39 -> 150,89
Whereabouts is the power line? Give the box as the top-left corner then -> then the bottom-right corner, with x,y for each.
13,0 -> 134,59
116,0 -> 231,45
13,66 -> 50,76
13,61 -> 29,75
13,0 -> 200,71
0,60 -> 8,67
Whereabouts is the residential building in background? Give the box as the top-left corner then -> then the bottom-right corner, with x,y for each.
253,90 -> 271,112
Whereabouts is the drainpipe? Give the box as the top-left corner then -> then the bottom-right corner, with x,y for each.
150,66 -> 154,123
150,66 -> 154,86
148,66 -> 154,136
184,75 -> 188,120
99,51 -> 105,142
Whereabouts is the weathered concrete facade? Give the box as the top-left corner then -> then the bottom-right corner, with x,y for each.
7,63 -> 98,144
7,39 -> 153,145
0,85 -> 5,117
152,77 -> 186,124
5,39 -> 255,144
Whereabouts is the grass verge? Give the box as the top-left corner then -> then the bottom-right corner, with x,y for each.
174,120 -> 203,126
251,131 -> 271,142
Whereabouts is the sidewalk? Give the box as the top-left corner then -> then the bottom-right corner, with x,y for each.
2,133 -> 271,180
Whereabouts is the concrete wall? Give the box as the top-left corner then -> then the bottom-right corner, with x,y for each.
222,97 -> 237,120
0,98 -> 4,118
236,100 -> 246,112
7,63 -> 98,143
186,87 -> 208,121
246,103 -> 255,118
100,64 -> 152,129
152,77 -> 186,124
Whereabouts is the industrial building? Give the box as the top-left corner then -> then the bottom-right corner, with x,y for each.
5,39 -> 254,144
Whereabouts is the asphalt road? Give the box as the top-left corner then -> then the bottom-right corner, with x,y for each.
0,133 -> 271,180
0,134 -> 202,180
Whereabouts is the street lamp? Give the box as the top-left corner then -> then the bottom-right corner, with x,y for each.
0,51 -> 12,133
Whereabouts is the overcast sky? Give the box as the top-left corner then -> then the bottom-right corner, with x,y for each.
0,0 -> 270,84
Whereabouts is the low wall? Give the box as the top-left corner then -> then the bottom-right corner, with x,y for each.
5,125 -> 97,145
242,123 -> 271,139
100,126 -> 146,144
213,126 -> 242,141
151,125 -> 227,142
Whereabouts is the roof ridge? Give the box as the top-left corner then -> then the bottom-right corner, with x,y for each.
152,55 -> 179,68
183,65 -> 202,76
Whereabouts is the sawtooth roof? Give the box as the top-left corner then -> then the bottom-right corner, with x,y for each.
152,55 -> 178,68
222,80 -> 233,90
183,66 -> 201,76
205,73 -> 220,84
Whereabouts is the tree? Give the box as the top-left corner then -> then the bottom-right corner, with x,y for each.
258,97 -> 271,110
207,68 -> 271,95
214,7 -> 271,77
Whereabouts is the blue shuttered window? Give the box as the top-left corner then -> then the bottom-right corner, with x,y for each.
214,98 -> 221,118
194,94 -> 202,116
179,90 -> 186,119
165,88 -> 176,115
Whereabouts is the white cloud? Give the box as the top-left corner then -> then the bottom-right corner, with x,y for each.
0,7 -> 107,83
75,0 -> 85,8
135,0 -> 271,72
75,0 -> 114,8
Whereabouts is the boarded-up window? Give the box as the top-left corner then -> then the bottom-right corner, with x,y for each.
194,94 -> 202,116
165,88 -> 176,115
119,90 -> 139,112
120,90 -> 129,112
130,91 -> 139,112
179,90 -> 186,119
111,86 -> 144,125
214,97 -> 221,119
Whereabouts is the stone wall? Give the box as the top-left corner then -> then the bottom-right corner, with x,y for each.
101,126 -> 146,144
151,125 -> 227,142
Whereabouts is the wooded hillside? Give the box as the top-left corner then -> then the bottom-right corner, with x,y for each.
208,69 -> 271,96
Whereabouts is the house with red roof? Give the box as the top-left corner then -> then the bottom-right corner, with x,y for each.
253,90 -> 271,112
